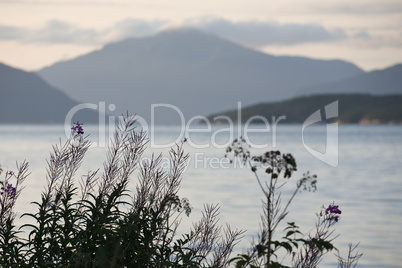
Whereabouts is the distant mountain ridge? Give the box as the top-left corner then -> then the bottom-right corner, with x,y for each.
37,29 -> 364,123
299,64 -> 402,95
206,94 -> 402,124
3,29 -> 400,125
0,63 -> 99,124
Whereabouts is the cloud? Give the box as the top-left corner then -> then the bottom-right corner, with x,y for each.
102,19 -> 168,42
0,17 -> 399,49
190,18 -> 348,47
0,19 -> 168,45
32,20 -> 99,44
352,30 -> 371,40
0,20 -> 100,45
0,25 -> 24,40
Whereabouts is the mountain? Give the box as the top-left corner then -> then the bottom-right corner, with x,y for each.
37,29 -> 364,124
205,94 -> 402,124
0,63 -> 99,124
299,64 -> 402,95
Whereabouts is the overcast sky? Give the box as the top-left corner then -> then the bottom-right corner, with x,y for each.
0,0 -> 401,71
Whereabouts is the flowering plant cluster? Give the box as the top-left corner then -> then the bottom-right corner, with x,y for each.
225,137 -> 362,268
0,119 -> 362,268
0,116 -> 244,267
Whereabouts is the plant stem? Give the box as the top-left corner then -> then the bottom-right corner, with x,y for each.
248,160 -> 268,197
266,174 -> 274,268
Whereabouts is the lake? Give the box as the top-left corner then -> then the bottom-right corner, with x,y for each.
0,123 -> 401,267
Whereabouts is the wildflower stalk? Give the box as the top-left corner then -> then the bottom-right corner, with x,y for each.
226,137 -> 321,267
0,161 -> 29,265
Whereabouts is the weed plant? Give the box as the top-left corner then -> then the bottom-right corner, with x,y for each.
0,116 -> 362,267
0,116 -> 243,267
225,137 -> 362,268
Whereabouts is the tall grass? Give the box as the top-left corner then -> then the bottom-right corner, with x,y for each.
0,115 -> 243,267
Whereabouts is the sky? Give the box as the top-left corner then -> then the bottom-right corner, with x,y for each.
0,0 -> 401,72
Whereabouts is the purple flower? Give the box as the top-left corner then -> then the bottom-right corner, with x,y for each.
71,121 -> 84,135
183,137 -> 188,143
325,204 -> 342,215
0,183 -> 16,198
323,203 -> 342,223
7,170 -> 14,176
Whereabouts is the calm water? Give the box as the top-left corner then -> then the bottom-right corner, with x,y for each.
0,124 -> 401,267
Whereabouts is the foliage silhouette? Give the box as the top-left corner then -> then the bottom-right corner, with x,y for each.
225,137 -> 362,268
0,116 -> 243,267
